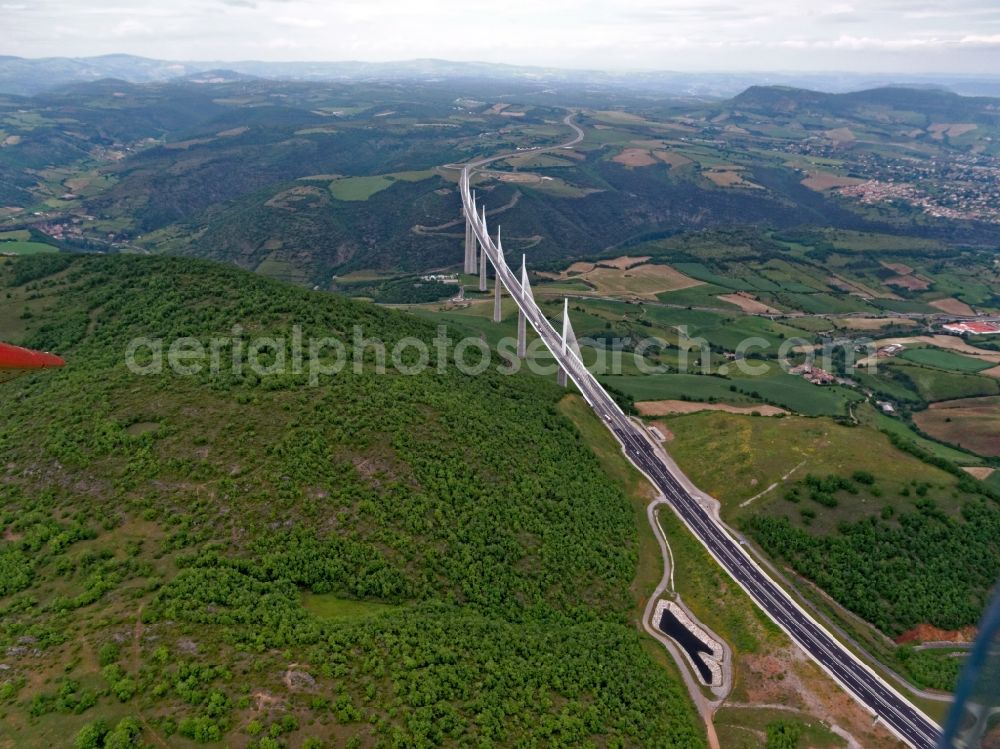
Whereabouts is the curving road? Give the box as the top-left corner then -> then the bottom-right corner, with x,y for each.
458,116 -> 943,749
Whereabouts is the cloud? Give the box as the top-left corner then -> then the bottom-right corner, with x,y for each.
272,15 -> 325,28
3,0 -> 1000,72
112,19 -> 153,37
265,36 -> 301,49
960,34 -> 1000,45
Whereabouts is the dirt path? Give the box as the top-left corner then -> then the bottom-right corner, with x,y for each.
740,460 -> 806,508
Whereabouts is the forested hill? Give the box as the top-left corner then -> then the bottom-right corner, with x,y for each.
0,254 -> 703,748
729,84 -> 1000,121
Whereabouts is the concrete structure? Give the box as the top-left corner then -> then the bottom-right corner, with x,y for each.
478,202 -> 487,292
493,226 -> 503,324
517,254 -> 529,359
653,599 -> 724,687
464,191 -> 479,275
558,298 -> 582,388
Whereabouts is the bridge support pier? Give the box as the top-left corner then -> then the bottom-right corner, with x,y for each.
464,218 -> 475,274
464,190 -> 479,275
492,227 -> 505,323
493,269 -> 502,323
517,254 -> 530,359
478,237 -> 487,292
479,204 -> 488,292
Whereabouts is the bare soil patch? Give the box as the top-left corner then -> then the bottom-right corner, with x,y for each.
963,466 -> 995,480
703,168 -> 761,189
565,261 -> 596,275
928,123 -> 977,139
880,261 -> 914,275
717,293 -> 780,315
824,127 -> 856,144
886,275 -> 930,291
496,172 -> 541,184
896,623 -> 977,645
612,148 -> 658,167
914,396 -> 1000,456
930,297 -> 975,316
838,317 -> 916,331
549,261 -> 702,299
653,150 -> 693,168
637,400 -> 788,417
597,255 -> 651,270
801,172 -> 864,191
647,419 -> 675,442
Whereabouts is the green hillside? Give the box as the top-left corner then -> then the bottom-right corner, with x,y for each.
0,255 -> 703,748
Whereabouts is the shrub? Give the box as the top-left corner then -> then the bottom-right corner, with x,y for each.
73,720 -> 109,749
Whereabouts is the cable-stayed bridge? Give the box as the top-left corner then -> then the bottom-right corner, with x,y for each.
456,118 -> 943,749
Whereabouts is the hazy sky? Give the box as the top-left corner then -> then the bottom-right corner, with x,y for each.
4,0 -> 1000,72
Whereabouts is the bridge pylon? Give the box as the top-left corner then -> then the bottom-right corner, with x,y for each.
558,298 -> 582,387
479,203 -> 488,292
517,254 -> 530,359
493,226 -> 504,323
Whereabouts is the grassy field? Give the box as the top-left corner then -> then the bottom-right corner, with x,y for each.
0,240 -> 59,255
888,362 -> 1000,402
662,406 -> 995,686
329,169 -> 436,200
661,411 -> 957,523
899,347 -> 993,373
714,706 -> 847,749
604,371 -> 863,417
301,593 -> 400,620
858,404 -> 983,465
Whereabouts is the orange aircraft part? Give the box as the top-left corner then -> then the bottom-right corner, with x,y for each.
0,341 -> 65,370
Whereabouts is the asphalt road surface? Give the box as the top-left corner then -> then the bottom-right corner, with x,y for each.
458,141 -> 943,749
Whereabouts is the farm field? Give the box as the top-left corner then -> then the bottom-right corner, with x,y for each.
887,362 -> 1000,402
662,411 -> 957,519
603,371 -> 862,417
328,170 -> 436,200
0,240 -> 59,255
538,259 -> 703,299
913,397 -> 1000,457
898,346 -> 994,373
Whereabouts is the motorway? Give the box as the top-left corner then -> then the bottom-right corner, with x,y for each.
458,123 -> 944,749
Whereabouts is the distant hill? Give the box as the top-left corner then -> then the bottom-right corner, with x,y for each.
730,84 -> 1000,122
5,53 -> 1000,97
0,253 -> 704,748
